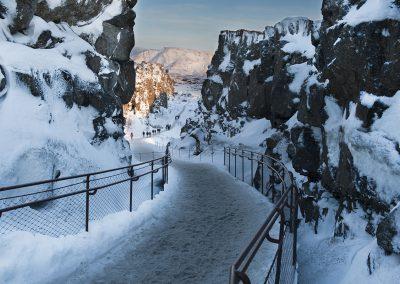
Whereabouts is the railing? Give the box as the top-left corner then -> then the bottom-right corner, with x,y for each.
224,147 -> 298,284
0,151 -> 171,237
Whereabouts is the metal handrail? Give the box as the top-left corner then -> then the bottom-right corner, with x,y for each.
0,152 -> 172,234
0,156 -> 168,193
224,147 -> 298,284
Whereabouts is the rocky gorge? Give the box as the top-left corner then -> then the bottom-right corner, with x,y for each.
183,0 -> 400,256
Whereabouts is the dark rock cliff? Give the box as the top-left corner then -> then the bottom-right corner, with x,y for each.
186,0 -> 400,253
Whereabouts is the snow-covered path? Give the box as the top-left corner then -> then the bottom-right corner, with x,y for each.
67,160 -> 273,283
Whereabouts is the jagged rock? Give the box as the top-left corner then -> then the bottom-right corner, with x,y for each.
151,93 -> 168,113
9,0 -> 37,33
291,126 -> 321,181
30,30 -> 64,49
200,17 -> 316,128
297,83 -> 327,127
36,0 -> 113,26
377,206 -> 400,254
95,9 -> 136,61
115,60 -> 136,104
125,62 -> 174,117
16,71 -> 44,98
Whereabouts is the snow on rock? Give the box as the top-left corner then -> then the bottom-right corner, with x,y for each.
277,17 -> 316,59
0,1 -> 137,185
185,16 -> 317,150
243,59 -> 261,76
338,0 -> 400,27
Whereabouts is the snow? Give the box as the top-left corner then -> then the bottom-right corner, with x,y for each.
360,91 -> 379,108
243,59 -> 261,75
231,119 -> 271,148
334,37 -> 342,46
45,0 -> 66,10
219,47 -> 231,72
71,0 -> 124,41
287,63 -> 313,93
277,17 -> 316,59
265,75 -> 274,83
338,0 -> 400,27
209,74 -> 223,84
281,33 -> 315,59
324,96 -> 342,168
339,92 -> 400,203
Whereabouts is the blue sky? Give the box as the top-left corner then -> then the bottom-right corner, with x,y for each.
134,0 -> 323,51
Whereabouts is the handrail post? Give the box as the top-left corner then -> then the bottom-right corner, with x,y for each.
242,149 -> 245,182
234,148 -> 237,178
129,166 -> 134,212
85,175 -> 90,232
293,185 -> 298,265
261,155 -> 264,194
162,156 -> 166,186
166,155 -> 169,184
151,161 -> 154,200
228,148 -> 231,173
250,152 -> 254,186
275,211 -> 286,284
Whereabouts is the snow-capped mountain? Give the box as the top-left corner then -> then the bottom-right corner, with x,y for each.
132,47 -> 213,78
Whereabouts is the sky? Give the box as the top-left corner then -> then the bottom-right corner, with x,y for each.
134,0 -> 323,52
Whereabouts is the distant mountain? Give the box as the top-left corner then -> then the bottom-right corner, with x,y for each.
132,47 -> 213,78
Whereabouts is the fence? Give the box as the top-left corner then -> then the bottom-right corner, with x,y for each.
0,153 -> 171,237
224,147 -> 298,284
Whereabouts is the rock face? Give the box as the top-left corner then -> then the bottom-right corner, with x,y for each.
376,204 -> 400,254
0,0 -> 137,183
186,0 -> 400,248
202,18 -> 316,124
124,62 -> 175,117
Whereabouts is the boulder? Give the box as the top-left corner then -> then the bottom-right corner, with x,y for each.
115,60 -> 136,104
30,30 -> 64,49
9,0 -> 38,34
36,0 -> 113,26
290,126 -> 321,181
95,22 -> 135,61
377,205 -> 400,254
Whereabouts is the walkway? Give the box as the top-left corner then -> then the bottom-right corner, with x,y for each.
67,160 -> 273,283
